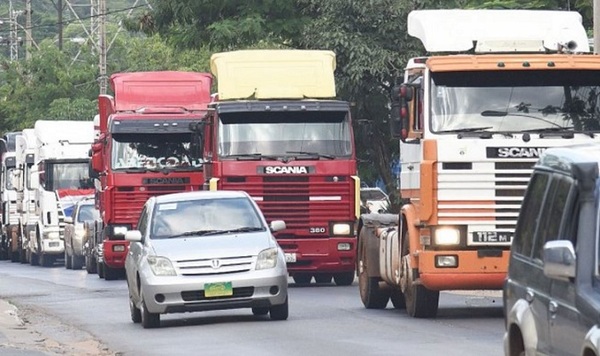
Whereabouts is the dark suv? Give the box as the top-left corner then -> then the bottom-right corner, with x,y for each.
504,144 -> 600,356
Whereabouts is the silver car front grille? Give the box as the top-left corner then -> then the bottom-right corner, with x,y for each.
175,255 -> 254,276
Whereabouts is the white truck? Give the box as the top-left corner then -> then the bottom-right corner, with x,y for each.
0,132 -> 22,262
13,129 -> 38,264
29,120 -> 95,267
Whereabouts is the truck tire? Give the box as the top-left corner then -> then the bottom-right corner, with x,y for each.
29,252 -> 39,266
358,232 -> 389,309
65,250 -> 72,269
314,274 -> 332,284
19,248 -> 27,264
72,255 -> 84,270
97,262 -> 104,278
11,250 -> 19,263
333,272 -> 355,286
104,263 -> 119,280
292,274 -> 312,285
390,288 -> 406,309
401,230 -> 439,318
86,255 -> 97,274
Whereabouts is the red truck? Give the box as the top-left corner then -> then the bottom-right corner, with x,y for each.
201,50 -> 360,286
90,71 -> 212,280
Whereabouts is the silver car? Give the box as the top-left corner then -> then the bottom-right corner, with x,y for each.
125,190 -> 289,328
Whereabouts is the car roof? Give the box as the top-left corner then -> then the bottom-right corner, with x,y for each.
537,143 -> 600,175
154,190 -> 251,204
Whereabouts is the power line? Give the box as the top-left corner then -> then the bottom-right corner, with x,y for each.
12,4 -> 149,32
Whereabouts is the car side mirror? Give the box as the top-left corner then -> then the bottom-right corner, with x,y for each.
64,216 -> 73,224
543,240 -> 576,280
270,220 -> 286,232
125,230 -> 142,242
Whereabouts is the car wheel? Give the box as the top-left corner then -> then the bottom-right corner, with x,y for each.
390,288 -> 406,309
358,232 -> 389,309
292,274 -> 312,285
269,297 -> 288,321
129,293 -> 141,323
252,307 -> 269,316
333,272 -> 355,286
141,299 -> 160,328
65,250 -> 72,269
314,274 -> 332,284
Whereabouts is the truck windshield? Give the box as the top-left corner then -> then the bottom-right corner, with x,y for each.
45,162 -> 92,191
111,133 -> 202,170
217,111 -> 353,158
430,70 -> 600,133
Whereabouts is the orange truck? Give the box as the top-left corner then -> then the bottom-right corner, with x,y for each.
357,9 -> 600,317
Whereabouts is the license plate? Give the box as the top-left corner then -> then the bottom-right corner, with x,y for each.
285,253 -> 297,263
472,231 -> 513,243
204,282 -> 233,298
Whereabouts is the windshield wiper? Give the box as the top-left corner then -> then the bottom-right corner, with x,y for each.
217,227 -> 265,234
167,230 -> 223,238
436,127 -> 493,134
226,153 -> 280,161
123,167 -> 148,173
286,151 -> 335,160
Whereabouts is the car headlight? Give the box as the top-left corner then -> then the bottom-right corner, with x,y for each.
332,223 -> 351,236
256,247 -> 278,270
434,228 -> 460,245
147,256 -> 176,276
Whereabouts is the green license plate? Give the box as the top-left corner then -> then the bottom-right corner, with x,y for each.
204,282 -> 233,298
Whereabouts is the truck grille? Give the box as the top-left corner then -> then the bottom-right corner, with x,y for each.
437,160 -> 535,246
112,185 -> 187,225
221,175 -> 354,237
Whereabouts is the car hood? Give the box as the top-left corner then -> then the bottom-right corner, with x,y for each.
149,231 -> 276,260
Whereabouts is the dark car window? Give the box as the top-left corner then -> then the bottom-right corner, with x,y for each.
513,171 -> 550,257
151,197 -> 265,239
137,206 -> 149,237
532,175 -> 575,263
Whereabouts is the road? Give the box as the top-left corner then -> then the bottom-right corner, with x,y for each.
0,260 -> 505,356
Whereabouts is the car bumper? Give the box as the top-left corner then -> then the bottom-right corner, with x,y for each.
139,268 -> 288,314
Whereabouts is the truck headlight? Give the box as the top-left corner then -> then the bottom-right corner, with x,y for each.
113,226 -> 128,237
147,256 -> 176,276
256,247 -> 278,270
434,228 -> 460,245
332,223 -> 351,236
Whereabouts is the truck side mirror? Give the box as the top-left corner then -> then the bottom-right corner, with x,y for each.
29,168 -> 39,189
390,84 -> 414,141
12,169 -> 23,192
90,142 -> 103,176
189,122 -> 204,159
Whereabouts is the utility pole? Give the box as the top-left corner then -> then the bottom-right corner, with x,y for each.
8,0 -> 22,61
99,0 -> 107,94
57,0 -> 63,50
25,0 -> 31,60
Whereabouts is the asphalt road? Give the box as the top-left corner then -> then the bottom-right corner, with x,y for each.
0,260 -> 505,356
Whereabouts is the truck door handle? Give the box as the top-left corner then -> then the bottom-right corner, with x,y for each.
549,301 -> 558,314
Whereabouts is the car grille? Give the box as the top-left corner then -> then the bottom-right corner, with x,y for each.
174,255 -> 254,276
181,287 -> 254,301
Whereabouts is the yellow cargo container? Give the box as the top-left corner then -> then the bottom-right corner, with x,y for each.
210,49 -> 337,100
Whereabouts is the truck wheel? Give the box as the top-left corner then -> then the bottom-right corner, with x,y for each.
11,250 -> 19,263
401,242 -> 439,317
358,233 -> 390,308
29,252 -> 39,266
86,256 -> 97,274
65,250 -> 72,269
292,274 -> 312,285
333,272 -> 355,286
19,248 -> 27,264
314,274 -> 332,284
97,262 -> 104,278
72,255 -> 83,270
390,288 -> 406,309
104,263 -> 119,280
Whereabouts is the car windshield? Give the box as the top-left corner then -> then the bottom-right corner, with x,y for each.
77,204 -> 100,223
150,197 -> 265,239
430,70 -> 600,133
